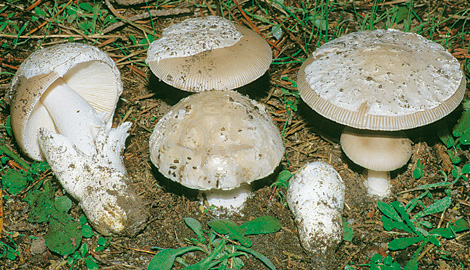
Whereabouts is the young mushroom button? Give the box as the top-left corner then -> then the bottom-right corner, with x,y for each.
296,29 -> 466,198
149,90 -> 284,212
9,43 -> 148,236
145,16 -> 272,92
287,161 -> 345,269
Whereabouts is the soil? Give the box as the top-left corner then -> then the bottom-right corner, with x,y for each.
0,1 -> 469,269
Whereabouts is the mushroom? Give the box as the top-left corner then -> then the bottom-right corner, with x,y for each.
286,161 -> 345,268
149,90 -> 284,212
297,29 -> 466,197
146,16 -> 272,92
9,43 -> 148,236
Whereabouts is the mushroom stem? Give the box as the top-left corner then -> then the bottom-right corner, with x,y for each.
364,169 -> 391,198
40,77 -> 105,156
201,184 -> 252,212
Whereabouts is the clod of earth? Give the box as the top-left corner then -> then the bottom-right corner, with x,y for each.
8,43 -> 148,236
297,29 -> 466,198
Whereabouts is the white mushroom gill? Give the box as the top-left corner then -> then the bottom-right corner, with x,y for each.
40,77 -> 105,156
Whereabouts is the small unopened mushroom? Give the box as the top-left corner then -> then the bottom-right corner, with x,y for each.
9,43 -> 148,236
287,161 -> 345,268
146,16 -> 272,92
297,29 -> 465,197
149,90 -> 284,212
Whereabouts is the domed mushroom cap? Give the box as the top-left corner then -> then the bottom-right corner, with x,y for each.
146,16 -> 272,92
297,29 -> 466,131
149,90 -> 284,190
9,43 -> 122,160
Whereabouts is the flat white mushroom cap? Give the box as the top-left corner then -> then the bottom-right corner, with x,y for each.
146,16 -> 272,91
287,161 -> 345,255
9,43 -> 122,160
149,90 -> 284,190
297,29 -> 465,131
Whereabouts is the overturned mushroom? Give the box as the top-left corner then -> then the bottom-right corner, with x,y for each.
297,29 -> 466,197
9,43 -> 148,236
149,90 -> 284,212
146,16 -> 272,92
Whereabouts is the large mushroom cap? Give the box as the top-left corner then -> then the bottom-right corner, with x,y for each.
146,16 -> 272,92
9,43 -> 122,160
149,90 -> 284,190
297,29 -> 465,131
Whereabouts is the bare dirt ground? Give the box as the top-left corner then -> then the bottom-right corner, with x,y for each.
0,0 -> 469,269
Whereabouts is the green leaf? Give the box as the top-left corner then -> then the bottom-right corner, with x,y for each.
80,243 -> 89,257
79,2 -> 93,12
184,217 -> 205,243
45,218 -> 82,256
377,201 -> 402,222
430,228 -> 454,239
462,163 -> 470,174
388,237 -> 424,250
239,216 -> 281,235
182,240 -> 226,270
82,225 -> 94,238
437,127 -> 454,148
148,246 -> 202,270
55,196 -> 72,212
452,110 -> 470,137
85,255 -> 99,269
208,220 -> 252,247
381,216 -> 394,231
2,169 -> 27,195
24,181 -> 55,223
342,220 -> 354,241
414,196 -> 451,219
450,218 -> 470,233
235,245 -> 277,270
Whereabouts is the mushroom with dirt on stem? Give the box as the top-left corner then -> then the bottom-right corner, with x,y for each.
8,43 -> 148,236
296,29 -> 466,198
149,90 -> 284,212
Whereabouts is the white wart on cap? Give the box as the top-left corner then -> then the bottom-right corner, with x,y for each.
9,43 -> 122,160
146,16 -> 272,92
149,90 -> 284,210
297,29 -> 465,131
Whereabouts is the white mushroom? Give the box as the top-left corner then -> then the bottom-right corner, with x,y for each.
146,16 -> 272,92
9,43 -> 148,236
286,161 -> 345,267
149,90 -> 284,212
297,29 -> 465,198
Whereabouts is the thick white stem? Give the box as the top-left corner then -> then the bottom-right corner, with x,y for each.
201,184 -> 252,213
40,78 -> 105,156
364,169 -> 391,198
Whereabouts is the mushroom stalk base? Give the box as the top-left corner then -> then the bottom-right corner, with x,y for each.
37,123 -> 148,236
364,169 -> 391,198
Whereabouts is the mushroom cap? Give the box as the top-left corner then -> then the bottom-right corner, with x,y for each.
340,127 -> 412,171
149,90 -> 284,190
146,16 -> 272,92
9,43 -> 122,160
297,29 -> 466,131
